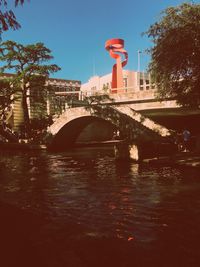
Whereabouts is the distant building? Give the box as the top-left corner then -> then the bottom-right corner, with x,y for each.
0,73 -> 81,131
30,77 -> 81,119
81,70 -> 153,96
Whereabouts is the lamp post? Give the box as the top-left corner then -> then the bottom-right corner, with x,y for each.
137,50 -> 141,72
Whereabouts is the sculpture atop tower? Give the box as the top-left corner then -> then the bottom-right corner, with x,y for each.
105,38 -> 128,91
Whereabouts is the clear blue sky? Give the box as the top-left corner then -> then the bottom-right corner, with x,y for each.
2,0 -> 199,83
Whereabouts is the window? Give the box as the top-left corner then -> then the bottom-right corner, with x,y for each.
140,79 -> 144,90
123,78 -> 128,87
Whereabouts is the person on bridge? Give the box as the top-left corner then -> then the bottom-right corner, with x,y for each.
113,129 -> 121,140
182,129 -> 191,152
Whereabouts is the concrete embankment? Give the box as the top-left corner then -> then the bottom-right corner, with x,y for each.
144,152 -> 200,168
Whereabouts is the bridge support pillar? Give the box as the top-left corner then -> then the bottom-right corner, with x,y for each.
129,144 -> 140,161
114,143 -> 141,161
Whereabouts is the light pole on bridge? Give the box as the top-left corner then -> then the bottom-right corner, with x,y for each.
137,50 -> 142,72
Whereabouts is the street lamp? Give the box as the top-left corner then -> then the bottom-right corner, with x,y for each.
137,50 -> 142,72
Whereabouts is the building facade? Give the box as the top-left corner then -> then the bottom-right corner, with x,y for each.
81,70 -> 153,96
29,77 -> 81,119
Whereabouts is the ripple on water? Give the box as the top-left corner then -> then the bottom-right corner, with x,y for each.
0,149 -> 200,250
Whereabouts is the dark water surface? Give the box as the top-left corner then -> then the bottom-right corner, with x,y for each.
0,147 -> 200,266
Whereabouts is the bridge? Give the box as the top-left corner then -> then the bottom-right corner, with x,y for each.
47,105 -> 171,153
75,88 -> 200,133
1,85 -> 199,159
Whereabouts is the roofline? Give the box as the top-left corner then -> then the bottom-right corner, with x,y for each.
0,72 -> 81,84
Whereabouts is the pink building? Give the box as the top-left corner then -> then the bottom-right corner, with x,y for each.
81,70 -> 152,96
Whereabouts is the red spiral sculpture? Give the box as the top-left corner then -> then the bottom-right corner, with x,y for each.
105,38 -> 128,92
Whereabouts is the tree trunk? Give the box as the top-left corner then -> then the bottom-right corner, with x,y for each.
22,90 -> 30,137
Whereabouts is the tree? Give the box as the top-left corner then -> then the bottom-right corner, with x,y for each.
0,78 -> 13,112
0,77 -> 20,132
145,3 -> 200,107
0,40 -> 61,134
0,0 -> 27,34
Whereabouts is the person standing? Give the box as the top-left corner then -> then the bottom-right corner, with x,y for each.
182,129 -> 191,152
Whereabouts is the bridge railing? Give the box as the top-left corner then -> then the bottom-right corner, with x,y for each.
54,85 -> 157,103
79,87 -> 157,102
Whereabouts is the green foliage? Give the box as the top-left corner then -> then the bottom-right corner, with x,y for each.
30,115 -> 53,131
83,94 -> 114,107
0,40 -> 61,133
0,0 -> 27,33
145,3 -> 200,107
29,75 -> 47,103
0,77 -> 19,113
0,41 -> 61,81
65,94 -> 115,110
102,84 -> 109,93
0,78 -> 12,109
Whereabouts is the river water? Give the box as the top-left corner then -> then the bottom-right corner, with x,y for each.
0,147 -> 200,266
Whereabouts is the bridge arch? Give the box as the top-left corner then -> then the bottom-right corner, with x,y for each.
49,115 -> 116,150
47,105 -> 171,150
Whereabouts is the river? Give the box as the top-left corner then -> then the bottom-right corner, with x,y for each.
0,147 -> 200,266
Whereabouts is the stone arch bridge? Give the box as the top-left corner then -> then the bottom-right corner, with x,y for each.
47,105 -> 171,151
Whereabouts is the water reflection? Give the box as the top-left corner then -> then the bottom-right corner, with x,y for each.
0,147 -> 200,247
